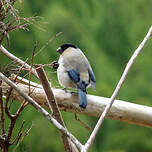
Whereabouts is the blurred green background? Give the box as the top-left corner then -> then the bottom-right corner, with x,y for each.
1,0 -> 152,151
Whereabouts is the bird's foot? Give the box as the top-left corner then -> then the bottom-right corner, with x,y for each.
51,60 -> 59,69
70,91 -> 77,94
62,88 -> 77,94
62,87 -> 69,93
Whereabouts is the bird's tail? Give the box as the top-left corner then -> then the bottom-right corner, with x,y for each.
78,88 -> 87,109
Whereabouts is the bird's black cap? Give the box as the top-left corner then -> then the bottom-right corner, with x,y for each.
61,43 -> 77,50
57,43 -> 77,54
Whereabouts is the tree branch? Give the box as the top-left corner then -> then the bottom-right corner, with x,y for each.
35,65 -> 76,152
0,79 -> 5,135
0,72 -> 84,151
0,45 -> 39,79
84,25 -> 152,151
2,76 -> 152,128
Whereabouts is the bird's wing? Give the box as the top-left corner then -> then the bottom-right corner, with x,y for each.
88,68 -> 96,90
67,69 -> 80,84
67,69 -> 88,90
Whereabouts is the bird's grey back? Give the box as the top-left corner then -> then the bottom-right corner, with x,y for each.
61,48 -> 90,72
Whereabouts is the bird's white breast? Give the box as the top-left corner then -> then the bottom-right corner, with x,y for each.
57,57 -> 76,88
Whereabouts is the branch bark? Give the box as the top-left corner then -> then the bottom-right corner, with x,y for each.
0,72 -> 83,151
2,75 -> 152,128
84,25 -> 152,151
0,45 -> 39,79
35,65 -> 77,152
0,80 -> 5,135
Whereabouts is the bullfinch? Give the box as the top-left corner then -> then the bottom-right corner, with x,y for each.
56,43 -> 96,109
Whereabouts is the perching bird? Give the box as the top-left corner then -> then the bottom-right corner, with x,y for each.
56,43 -> 96,109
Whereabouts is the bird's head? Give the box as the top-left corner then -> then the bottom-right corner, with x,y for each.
57,43 -> 77,54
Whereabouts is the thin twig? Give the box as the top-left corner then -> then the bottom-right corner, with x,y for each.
74,114 -> 92,131
0,79 -> 5,135
5,99 -> 27,143
5,66 -> 28,142
0,41 -> 5,135
28,42 -> 37,96
15,101 -> 27,117
13,123 -> 33,152
6,117 -> 16,142
0,45 -> 39,78
35,65 -> 74,152
6,58 -> 29,113
84,25 -> 152,151
5,58 -> 28,116
0,72 -> 84,151
34,32 -> 62,57
14,58 -> 29,82
11,120 -> 25,145
5,87 -> 14,119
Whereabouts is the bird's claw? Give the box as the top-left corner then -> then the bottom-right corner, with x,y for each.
51,61 -> 59,69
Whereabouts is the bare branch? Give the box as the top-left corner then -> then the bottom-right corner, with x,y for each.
5,87 -> 14,119
0,79 -> 5,135
84,25 -> 152,151
5,94 -> 27,142
2,76 -> 152,128
28,42 -> 37,96
35,64 -> 77,152
0,72 -> 84,151
35,65 -> 58,115
15,101 -> 27,117
11,120 -> 25,145
75,114 -> 92,131
14,123 -> 33,151
34,32 -> 62,57
0,45 -> 39,78
4,60 -> 28,119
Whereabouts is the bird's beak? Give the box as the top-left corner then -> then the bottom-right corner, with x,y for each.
56,48 -> 63,54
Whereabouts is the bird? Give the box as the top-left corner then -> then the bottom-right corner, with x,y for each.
56,43 -> 96,109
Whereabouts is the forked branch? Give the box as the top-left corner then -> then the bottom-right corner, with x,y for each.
0,72 -> 84,151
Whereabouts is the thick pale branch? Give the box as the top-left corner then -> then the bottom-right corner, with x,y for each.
2,76 -> 152,129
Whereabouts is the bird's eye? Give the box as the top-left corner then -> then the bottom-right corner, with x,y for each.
57,48 -> 63,54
